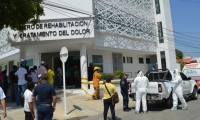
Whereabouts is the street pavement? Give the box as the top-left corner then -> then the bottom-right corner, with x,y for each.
1,88 -> 200,120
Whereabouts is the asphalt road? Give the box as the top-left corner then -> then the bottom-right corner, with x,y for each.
85,96 -> 200,120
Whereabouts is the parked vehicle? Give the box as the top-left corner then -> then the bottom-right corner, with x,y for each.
182,58 -> 200,91
130,69 -> 198,108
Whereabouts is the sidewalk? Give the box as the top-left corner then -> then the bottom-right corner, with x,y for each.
0,88 -> 131,120
3,89 -> 200,120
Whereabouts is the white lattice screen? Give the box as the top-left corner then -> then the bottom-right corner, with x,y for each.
94,0 -> 156,41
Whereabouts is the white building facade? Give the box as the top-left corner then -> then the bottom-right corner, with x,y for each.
0,0 -> 177,91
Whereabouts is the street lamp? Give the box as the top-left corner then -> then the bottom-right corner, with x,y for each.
60,46 -> 68,116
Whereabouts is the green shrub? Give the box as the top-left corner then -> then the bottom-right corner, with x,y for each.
115,70 -> 124,79
101,73 -> 108,80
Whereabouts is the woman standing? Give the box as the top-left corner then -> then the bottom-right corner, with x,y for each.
30,68 -> 38,84
92,67 -> 101,100
100,76 -> 118,120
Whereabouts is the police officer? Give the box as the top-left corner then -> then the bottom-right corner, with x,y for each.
120,73 -> 131,111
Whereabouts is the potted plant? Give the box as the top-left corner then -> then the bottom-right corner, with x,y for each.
115,70 -> 123,79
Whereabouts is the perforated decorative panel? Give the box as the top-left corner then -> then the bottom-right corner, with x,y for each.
94,0 -> 156,41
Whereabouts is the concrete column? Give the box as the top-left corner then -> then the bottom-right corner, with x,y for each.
80,43 -> 88,90
20,46 -> 26,61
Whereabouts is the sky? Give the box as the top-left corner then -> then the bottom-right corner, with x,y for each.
170,0 -> 200,57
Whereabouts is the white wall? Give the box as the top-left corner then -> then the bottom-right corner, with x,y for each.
155,0 -> 176,70
122,53 -> 152,78
87,50 -> 153,77
87,50 -> 113,73
94,31 -> 157,52
40,0 -> 94,20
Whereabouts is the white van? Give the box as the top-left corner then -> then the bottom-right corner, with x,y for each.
182,58 -> 200,90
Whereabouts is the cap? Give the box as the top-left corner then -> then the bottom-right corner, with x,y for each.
124,73 -> 129,76
106,76 -> 111,82
93,66 -> 100,71
38,74 -> 42,78
41,61 -> 45,64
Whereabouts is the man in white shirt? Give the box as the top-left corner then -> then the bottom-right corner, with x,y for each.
23,82 -> 35,120
37,61 -> 47,75
15,60 -> 28,106
0,87 -> 7,118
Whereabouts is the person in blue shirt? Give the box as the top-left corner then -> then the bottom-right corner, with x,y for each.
120,73 -> 131,111
2,70 -> 8,96
33,74 -> 57,120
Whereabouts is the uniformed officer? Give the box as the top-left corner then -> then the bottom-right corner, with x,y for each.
120,73 -> 131,111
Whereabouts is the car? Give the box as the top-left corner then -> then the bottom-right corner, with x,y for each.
129,69 -> 198,108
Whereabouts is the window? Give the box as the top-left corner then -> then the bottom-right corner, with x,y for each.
139,58 -> 144,64
92,55 -> 103,72
112,53 -> 123,72
160,51 -> 166,69
123,57 -> 126,63
27,59 -> 33,67
146,58 -> 150,64
180,72 -> 188,81
157,22 -> 164,43
155,0 -> 161,14
127,57 -> 133,63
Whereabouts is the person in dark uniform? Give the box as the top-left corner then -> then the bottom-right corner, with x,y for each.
120,73 -> 131,111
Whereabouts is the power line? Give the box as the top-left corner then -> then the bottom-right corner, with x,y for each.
42,1 -> 200,50
41,2 -> 93,16
97,0 -> 200,41
50,0 -> 200,45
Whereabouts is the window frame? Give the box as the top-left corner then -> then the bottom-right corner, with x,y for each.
157,22 -> 164,43
127,57 -> 133,63
92,55 -> 103,72
139,57 -> 144,64
155,0 -> 161,14
146,58 -> 151,64
123,56 -> 126,63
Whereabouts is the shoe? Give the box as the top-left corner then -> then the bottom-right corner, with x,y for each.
92,96 -> 97,100
135,111 -> 139,114
16,103 -> 20,106
182,106 -> 188,110
123,108 -> 130,112
170,106 -> 177,111
143,111 -> 147,114
127,107 -> 132,110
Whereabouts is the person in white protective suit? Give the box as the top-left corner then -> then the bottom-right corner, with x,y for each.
132,70 -> 149,114
170,69 -> 188,111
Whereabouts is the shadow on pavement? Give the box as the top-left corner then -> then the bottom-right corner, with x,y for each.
66,105 -> 82,115
107,116 -> 122,120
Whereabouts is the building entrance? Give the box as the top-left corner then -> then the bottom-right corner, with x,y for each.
53,53 -> 81,88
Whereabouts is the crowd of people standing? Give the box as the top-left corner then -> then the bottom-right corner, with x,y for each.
0,60 -> 58,120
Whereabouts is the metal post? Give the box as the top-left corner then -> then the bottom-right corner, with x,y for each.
62,62 -> 67,115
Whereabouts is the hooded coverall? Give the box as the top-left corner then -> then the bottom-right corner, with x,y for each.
92,71 -> 101,99
133,71 -> 149,112
171,69 -> 188,108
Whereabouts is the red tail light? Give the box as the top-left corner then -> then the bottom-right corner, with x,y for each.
158,84 -> 162,93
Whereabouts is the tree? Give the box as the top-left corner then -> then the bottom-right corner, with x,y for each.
176,49 -> 184,70
0,0 -> 44,31
175,49 -> 183,59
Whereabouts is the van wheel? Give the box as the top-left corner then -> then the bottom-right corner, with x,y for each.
191,87 -> 198,100
166,94 -> 173,108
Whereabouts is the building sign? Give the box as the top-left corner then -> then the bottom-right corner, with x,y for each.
12,18 -> 94,42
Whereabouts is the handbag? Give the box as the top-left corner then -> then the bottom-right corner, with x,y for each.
105,84 -> 119,104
